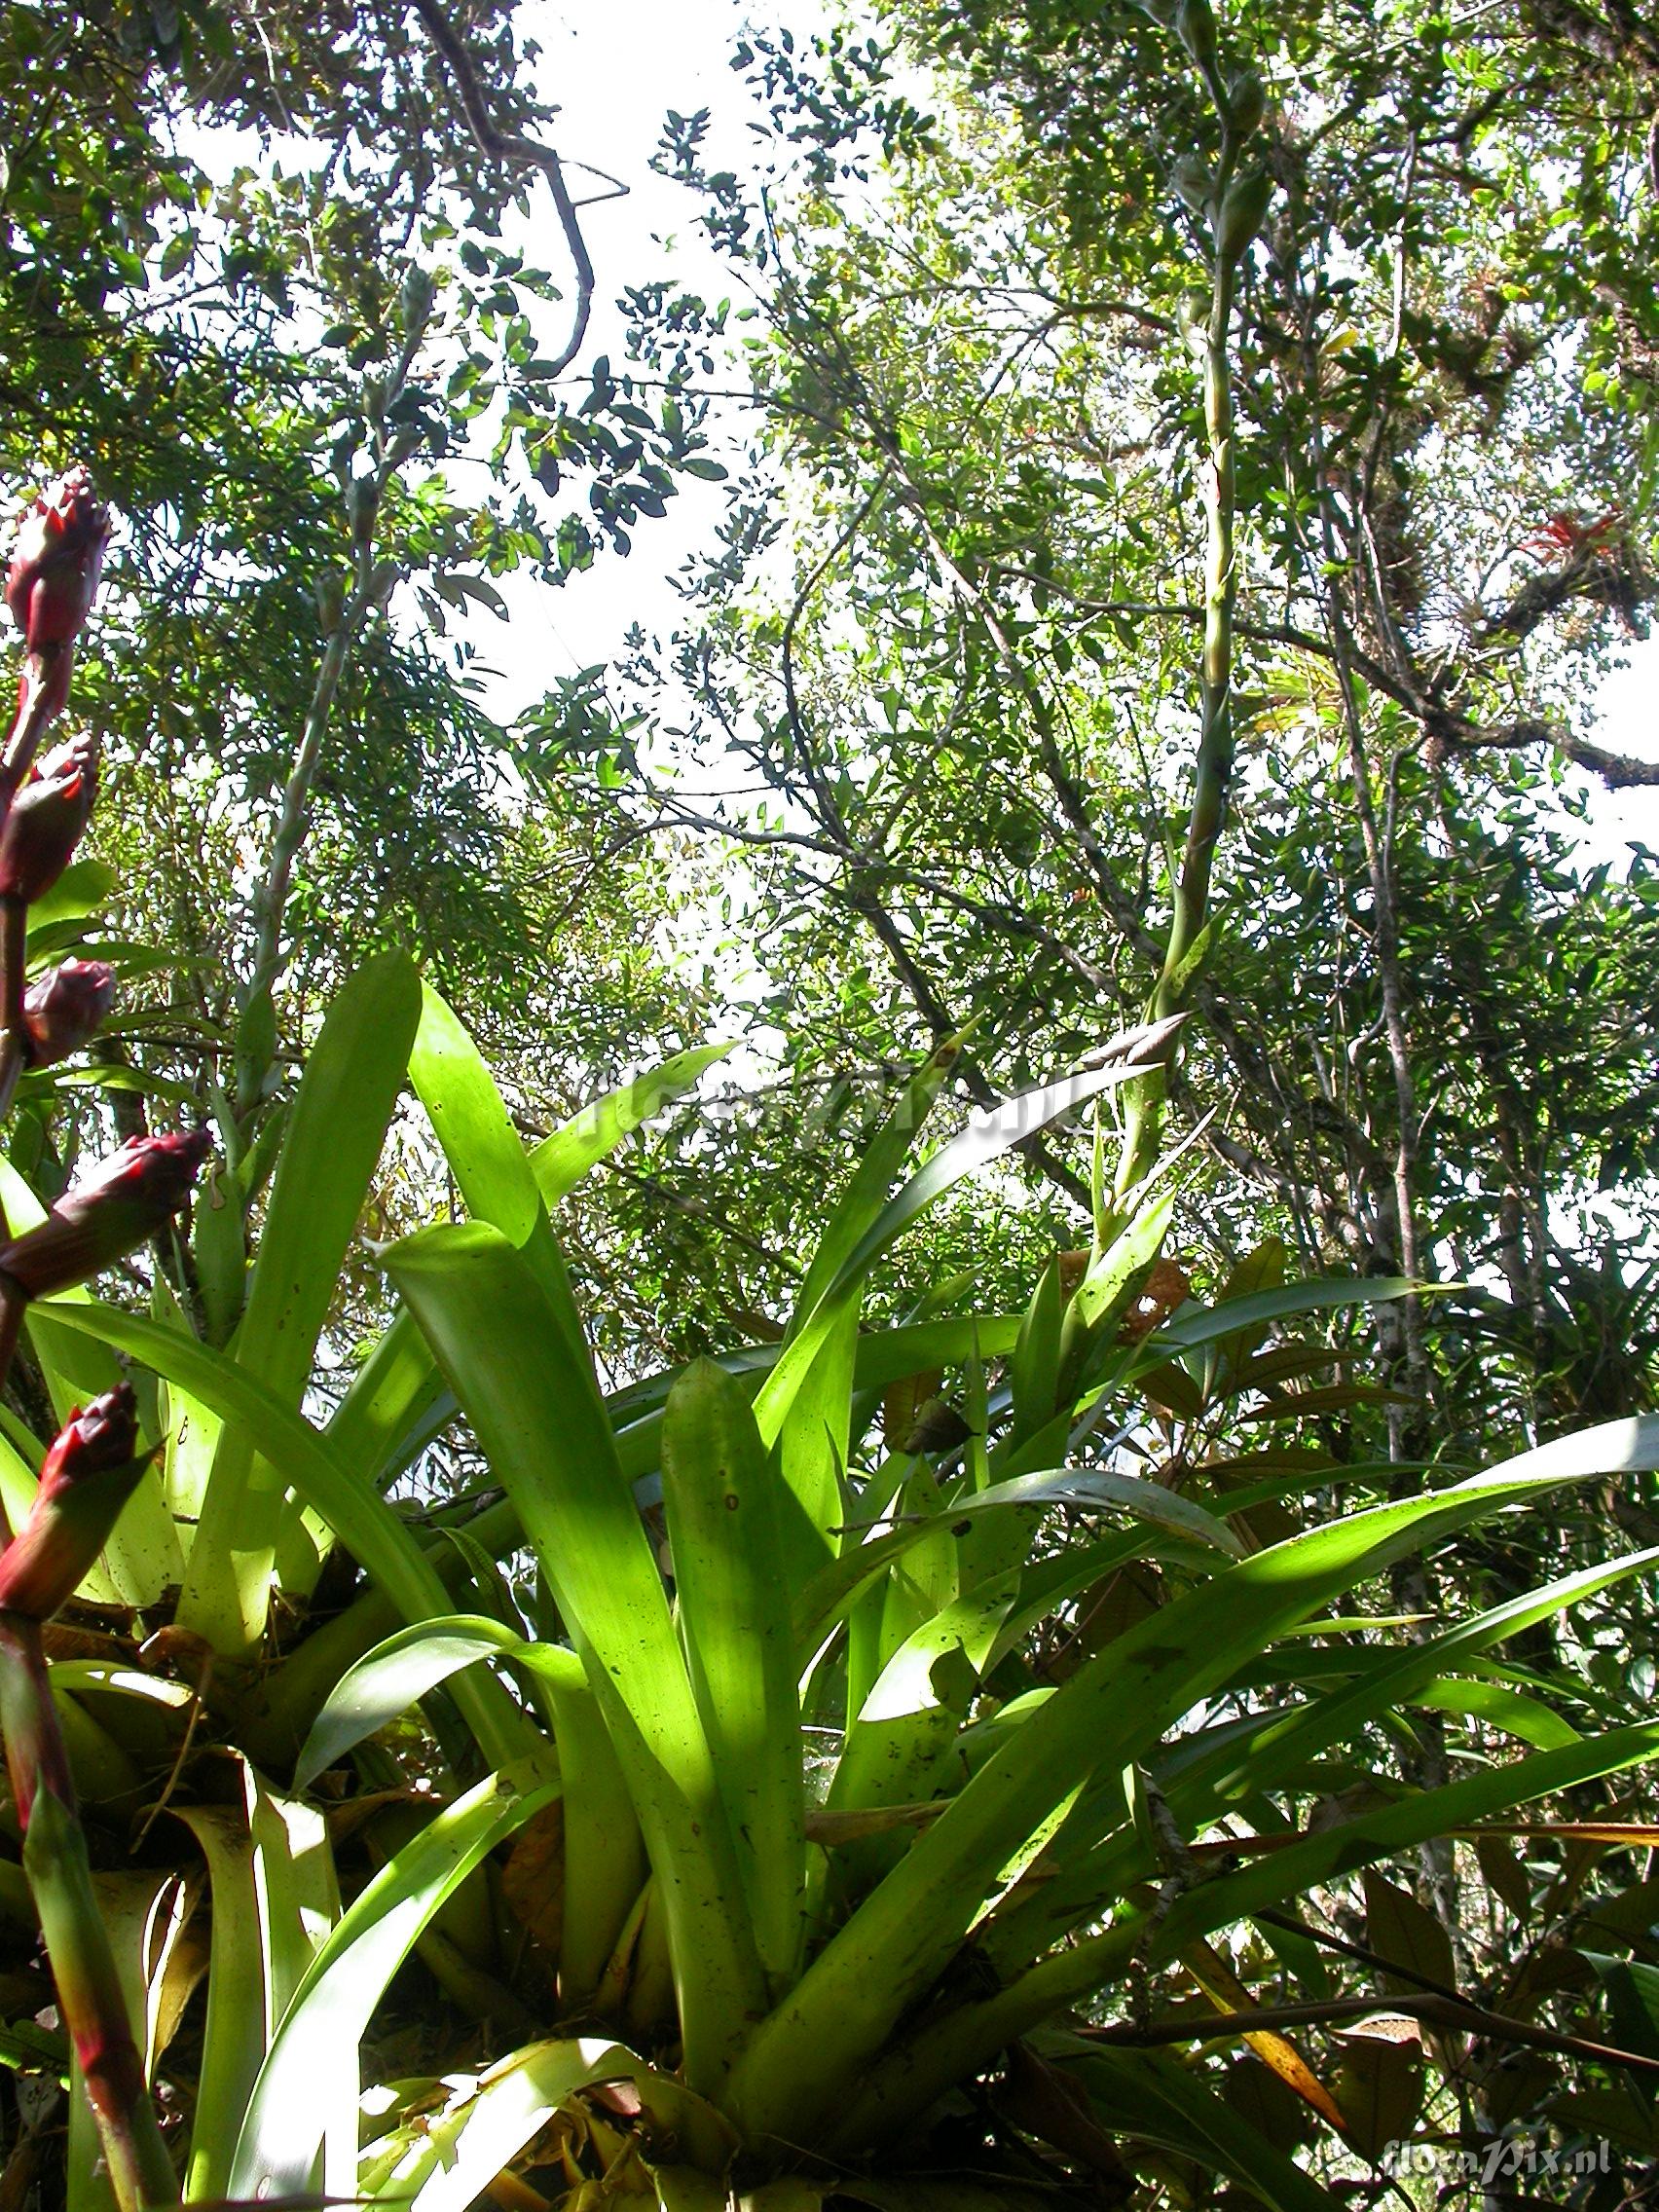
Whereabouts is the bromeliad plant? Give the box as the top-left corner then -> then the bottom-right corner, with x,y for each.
1,12 -> 1657,2184
2,793 -> 1658,2207
258,1011 -> 1659,2212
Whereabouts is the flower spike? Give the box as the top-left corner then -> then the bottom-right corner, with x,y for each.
0,1128 -> 211,1301
21,959 -> 115,1066
4,468 -> 112,654
0,1386 -> 148,1622
0,733 -> 98,904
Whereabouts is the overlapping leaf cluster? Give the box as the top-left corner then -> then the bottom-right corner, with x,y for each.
0,949 -> 1653,2208
0,3 -> 1656,2207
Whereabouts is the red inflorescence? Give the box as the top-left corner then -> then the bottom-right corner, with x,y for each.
4,468 -> 113,654
0,732 -> 98,903
0,1127 -> 211,1302
21,959 -> 115,1067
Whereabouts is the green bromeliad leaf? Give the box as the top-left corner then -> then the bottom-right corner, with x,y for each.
178,952 -> 423,1655
360,2039 -> 735,2210
383,1222 -> 768,2093
230,1752 -> 560,2202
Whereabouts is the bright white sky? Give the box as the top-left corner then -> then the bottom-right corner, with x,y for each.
470,0 -> 802,713
1581,652 -> 1659,859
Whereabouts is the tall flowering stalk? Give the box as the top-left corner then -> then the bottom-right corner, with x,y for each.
0,468 -> 209,2209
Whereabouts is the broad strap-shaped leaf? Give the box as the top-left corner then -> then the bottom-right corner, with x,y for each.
1145,1275 -> 1413,1360
323,1306 -> 451,1492
1187,1535 -> 1659,1825
1059,2043 -> 1341,2212
726,1415 -> 1658,2149
1179,1935 -> 1346,2130
983,1541 -> 1659,1979
607,1316 -> 1022,1435
329,1004 -> 734,1508
1008,1259 -> 1065,1451
829,1572 -> 1021,1890
406,989 -> 610,1373
865,1720 -> 1659,2157
537,1650 -> 648,2010
383,1222 -> 767,2090
1410,1676 -> 1581,1751
662,1360 -> 807,1990
40,1299 -> 533,1774
175,1762 -> 341,2202
792,1465 -> 1234,1659
296,1614 -> 561,1789
761,1036 -> 967,1570
1059,1188 -> 1174,1382
609,1315 -> 1025,1499
230,1753 -> 559,2203
365,2038 -> 734,2212
1154,1720 -> 1659,1964
755,1056 -> 1154,1461
296,1613 -> 644,2010
529,1041 -> 732,1204
410,982 -> 543,1242
179,952 -> 423,1654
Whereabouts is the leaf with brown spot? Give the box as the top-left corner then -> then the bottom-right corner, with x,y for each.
1119,1258 -> 1193,1342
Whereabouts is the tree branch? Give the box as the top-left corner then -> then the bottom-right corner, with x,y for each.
1083,1988 -> 1659,2077
410,0 -> 597,379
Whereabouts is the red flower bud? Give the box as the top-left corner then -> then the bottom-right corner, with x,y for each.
0,1128 -> 210,1300
0,1385 -> 145,1620
0,732 -> 97,903
22,959 -> 114,1066
41,1388 -> 138,1484
4,469 -> 112,654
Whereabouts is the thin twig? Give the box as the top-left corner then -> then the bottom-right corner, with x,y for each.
410,0 -> 598,381
1083,1988 -> 1659,2078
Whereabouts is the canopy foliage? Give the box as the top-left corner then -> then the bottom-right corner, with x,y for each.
0,1 -> 1657,2206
